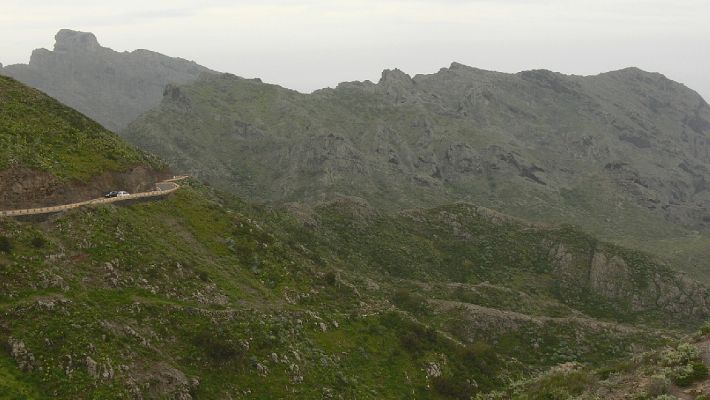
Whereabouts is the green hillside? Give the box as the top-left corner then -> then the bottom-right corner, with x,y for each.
0,76 -> 166,210
1,179 -> 708,398
0,75 -> 156,180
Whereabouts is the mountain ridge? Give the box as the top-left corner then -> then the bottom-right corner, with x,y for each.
0,29 -> 214,131
122,63 -> 710,281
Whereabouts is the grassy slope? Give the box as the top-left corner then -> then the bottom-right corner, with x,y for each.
0,183 -> 505,399
0,355 -> 44,400
0,181 -> 703,399
0,75 -> 156,180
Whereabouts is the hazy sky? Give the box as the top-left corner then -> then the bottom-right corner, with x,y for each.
1,0 -> 708,100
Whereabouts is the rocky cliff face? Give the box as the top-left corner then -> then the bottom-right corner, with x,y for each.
549,241 -> 710,318
123,65 -> 710,278
0,30 -> 214,131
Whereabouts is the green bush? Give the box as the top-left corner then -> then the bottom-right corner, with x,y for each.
672,361 -> 707,387
460,341 -> 498,371
388,315 -> 438,355
322,270 -> 337,285
700,322 -> 710,335
392,289 -> 430,315
198,271 -> 209,282
192,330 -> 245,366
523,370 -> 596,400
0,236 -> 12,253
432,375 -> 476,399
661,342 -> 699,367
30,237 -> 46,248
644,374 -> 669,397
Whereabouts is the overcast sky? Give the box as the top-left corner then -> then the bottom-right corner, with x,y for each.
1,0 -> 708,100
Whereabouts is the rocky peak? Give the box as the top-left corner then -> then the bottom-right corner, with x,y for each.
2,29 -> 213,131
377,68 -> 419,102
53,29 -> 101,52
378,68 -> 414,87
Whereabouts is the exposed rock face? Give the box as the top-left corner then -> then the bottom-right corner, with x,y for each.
139,363 -> 195,400
0,29 -> 214,131
54,30 -> 100,52
549,242 -> 710,318
0,165 -> 169,209
123,64 -> 710,278
588,252 -> 633,300
8,338 -> 35,371
125,66 -> 710,228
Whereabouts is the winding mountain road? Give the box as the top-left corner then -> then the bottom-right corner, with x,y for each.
0,176 -> 189,217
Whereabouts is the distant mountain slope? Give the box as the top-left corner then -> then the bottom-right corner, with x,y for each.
0,29 -> 214,131
0,75 -> 167,209
122,65 -> 710,279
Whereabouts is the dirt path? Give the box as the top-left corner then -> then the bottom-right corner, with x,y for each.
0,176 -> 188,217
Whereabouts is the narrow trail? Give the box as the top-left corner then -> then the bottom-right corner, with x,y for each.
0,176 -> 189,217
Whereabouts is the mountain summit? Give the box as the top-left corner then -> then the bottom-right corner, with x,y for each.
53,29 -> 101,52
0,29 -> 214,131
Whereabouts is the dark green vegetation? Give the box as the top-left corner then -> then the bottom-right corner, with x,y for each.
0,75 -> 154,180
2,179 -> 710,398
1,29 -> 213,131
123,65 -> 710,283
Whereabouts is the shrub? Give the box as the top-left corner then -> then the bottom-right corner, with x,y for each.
671,361 -> 708,387
398,321 -> 438,355
460,341 -> 499,371
30,237 -> 46,248
323,270 -> 337,285
192,330 -> 244,365
645,374 -> 669,397
392,289 -> 430,315
661,342 -> 699,367
523,370 -> 596,400
432,375 -> 476,399
700,322 -> 710,336
198,271 -> 209,282
0,236 -> 12,253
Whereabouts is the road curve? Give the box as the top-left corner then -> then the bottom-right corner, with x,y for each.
0,176 -> 189,218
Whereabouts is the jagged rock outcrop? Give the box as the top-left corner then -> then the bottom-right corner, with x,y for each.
0,29 -> 214,131
123,64 -> 710,280
549,242 -> 710,319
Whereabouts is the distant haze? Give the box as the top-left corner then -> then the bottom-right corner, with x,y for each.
1,0 -> 708,100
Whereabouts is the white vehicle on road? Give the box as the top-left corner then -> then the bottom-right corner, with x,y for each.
104,191 -> 130,198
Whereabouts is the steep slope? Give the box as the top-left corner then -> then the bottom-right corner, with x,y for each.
1,180 -> 703,399
123,66 -> 710,280
1,29 -> 213,131
0,76 -> 167,209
